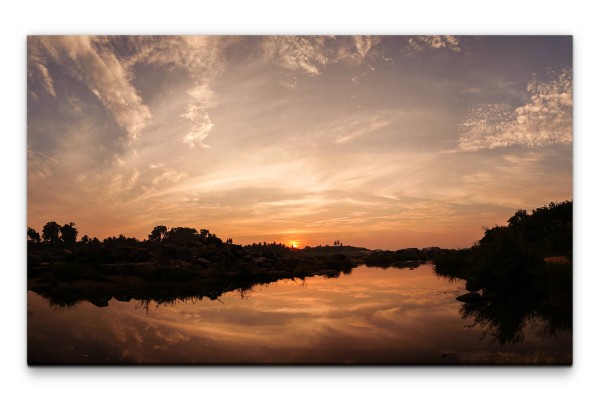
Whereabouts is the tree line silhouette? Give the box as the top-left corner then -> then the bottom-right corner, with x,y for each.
27,201 -> 572,350
28,221 -> 80,245
433,200 -> 572,346
27,221 -> 366,308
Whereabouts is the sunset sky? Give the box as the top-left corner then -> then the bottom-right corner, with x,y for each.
27,36 -> 572,249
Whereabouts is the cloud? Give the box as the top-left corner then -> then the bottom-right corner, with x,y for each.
29,36 -> 151,144
28,59 -> 56,97
180,82 -> 215,149
29,36 -> 228,150
150,165 -> 188,186
122,36 -> 226,77
352,36 -> 381,61
261,36 -> 330,78
260,36 -> 382,87
458,68 -> 572,150
27,148 -> 59,181
119,36 -> 227,149
407,36 -> 461,52
324,115 -> 392,144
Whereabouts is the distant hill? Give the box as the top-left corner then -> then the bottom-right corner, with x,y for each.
298,245 -> 370,256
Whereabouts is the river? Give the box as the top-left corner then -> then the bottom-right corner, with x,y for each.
27,263 -> 572,365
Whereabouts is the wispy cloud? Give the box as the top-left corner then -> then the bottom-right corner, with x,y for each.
150,165 -> 188,186
260,36 -> 382,87
29,36 -> 151,144
29,36 -> 229,151
122,36 -> 226,76
407,35 -> 461,52
181,82 -> 215,149
458,68 -> 572,151
320,115 -> 392,144
351,36 -> 381,62
28,60 -> 56,97
261,36 -> 331,77
121,36 -> 227,149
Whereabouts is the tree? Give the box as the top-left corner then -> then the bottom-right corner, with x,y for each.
508,209 -> 529,227
165,227 -> 198,245
27,227 -> 41,242
60,222 -> 78,245
42,221 -> 61,244
148,225 -> 168,241
80,234 -> 90,244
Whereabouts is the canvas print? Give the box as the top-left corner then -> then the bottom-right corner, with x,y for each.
27,36 -> 572,365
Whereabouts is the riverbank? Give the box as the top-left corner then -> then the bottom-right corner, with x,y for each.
28,252 -> 363,307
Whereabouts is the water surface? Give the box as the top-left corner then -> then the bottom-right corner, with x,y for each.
27,264 -> 571,364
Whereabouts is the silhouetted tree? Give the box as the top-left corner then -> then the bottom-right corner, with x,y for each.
508,209 -> 529,227
435,200 -> 572,294
103,234 -> 139,245
60,222 -> 78,245
80,234 -> 90,244
165,227 -> 198,245
42,221 -> 61,244
149,225 -> 168,241
226,238 -> 233,244
27,227 -> 41,243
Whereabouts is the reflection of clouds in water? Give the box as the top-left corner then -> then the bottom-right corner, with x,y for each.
152,330 -> 191,351
28,265 -> 571,364
108,264 -> 464,351
32,265 -> 460,362
103,313 -> 145,345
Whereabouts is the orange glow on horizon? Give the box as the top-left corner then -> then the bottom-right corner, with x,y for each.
26,36 -> 573,252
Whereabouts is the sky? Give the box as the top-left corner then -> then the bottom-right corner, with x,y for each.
27,35 -> 573,249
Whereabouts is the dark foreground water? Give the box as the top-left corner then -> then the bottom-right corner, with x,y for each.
27,263 -> 572,365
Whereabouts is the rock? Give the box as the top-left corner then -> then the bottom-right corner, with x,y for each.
456,292 -> 484,303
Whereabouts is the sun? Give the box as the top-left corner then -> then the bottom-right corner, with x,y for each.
290,241 -> 299,249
